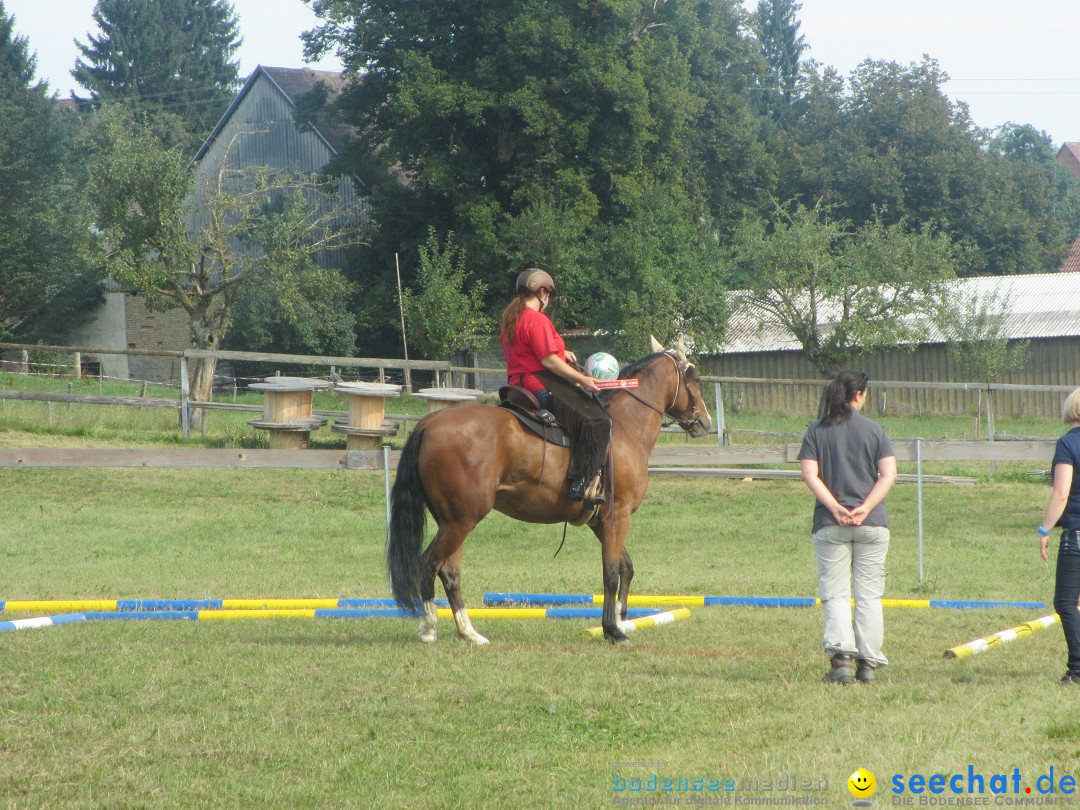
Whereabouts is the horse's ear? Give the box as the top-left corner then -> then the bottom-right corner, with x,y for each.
649,335 -> 664,354
675,336 -> 690,361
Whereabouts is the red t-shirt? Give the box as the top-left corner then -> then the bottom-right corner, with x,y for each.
501,306 -> 566,391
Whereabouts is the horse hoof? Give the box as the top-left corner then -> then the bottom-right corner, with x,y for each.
468,634 -> 491,646
418,631 -> 437,644
604,627 -> 631,645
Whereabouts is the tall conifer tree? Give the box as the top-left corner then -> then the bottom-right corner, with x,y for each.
756,0 -> 806,123
72,0 -> 242,143
0,2 -> 102,341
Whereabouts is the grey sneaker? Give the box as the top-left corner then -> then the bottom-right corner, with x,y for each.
1060,671 -> 1080,686
823,653 -> 854,684
855,660 -> 876,684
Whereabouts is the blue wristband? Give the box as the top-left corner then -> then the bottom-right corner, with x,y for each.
1037,524 -> 1052,537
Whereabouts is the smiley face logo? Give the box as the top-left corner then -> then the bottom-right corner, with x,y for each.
848,768 -> 877,799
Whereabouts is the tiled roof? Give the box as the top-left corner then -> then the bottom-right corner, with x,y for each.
1057,143 -> 1080,180
722,272 -> 1080,354
1060,237 -> 1080,273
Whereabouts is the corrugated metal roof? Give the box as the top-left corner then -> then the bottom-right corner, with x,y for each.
721,272 -> 1080,354
193,66 -> 358,164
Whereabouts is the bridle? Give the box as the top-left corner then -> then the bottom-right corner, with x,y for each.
622,351 -> 708,435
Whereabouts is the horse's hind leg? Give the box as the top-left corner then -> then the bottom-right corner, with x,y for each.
416,546 -> 441,643
438,544 -> 489,645
422,521 -> 489,645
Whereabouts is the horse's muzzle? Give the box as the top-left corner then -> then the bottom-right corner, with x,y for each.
683,411 -> 711,439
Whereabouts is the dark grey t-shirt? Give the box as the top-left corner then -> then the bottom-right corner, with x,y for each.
797,411 -> 895,533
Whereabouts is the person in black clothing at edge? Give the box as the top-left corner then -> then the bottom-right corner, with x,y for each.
1038,387 -> 1080,685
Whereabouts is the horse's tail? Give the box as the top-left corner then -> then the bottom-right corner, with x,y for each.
388,425 -> 427,612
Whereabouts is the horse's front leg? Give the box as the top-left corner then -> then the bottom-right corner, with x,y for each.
617,548 -> 634,622
596,514 -> 631,644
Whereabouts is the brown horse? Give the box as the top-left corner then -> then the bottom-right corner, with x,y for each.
387,337 -> 712,644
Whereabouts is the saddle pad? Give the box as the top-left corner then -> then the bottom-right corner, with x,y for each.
498,402 -> 571,447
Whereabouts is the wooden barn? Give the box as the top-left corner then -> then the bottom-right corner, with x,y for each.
701,273 -> 1080,420
68,66 -> 364,383
188,65 -> 368,270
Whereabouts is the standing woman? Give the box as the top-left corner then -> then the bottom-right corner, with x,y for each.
1037,387 -> 1080,685
798,370 -> 897,684
500,268 -> 609,503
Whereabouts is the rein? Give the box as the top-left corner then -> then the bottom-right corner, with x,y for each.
620,351 -> 705,433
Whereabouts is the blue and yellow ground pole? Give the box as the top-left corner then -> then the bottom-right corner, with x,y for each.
0,598 -> 665,633
483,593 -> 1047,610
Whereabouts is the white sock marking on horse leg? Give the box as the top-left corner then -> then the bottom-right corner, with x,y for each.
417,600 -> 438,643
453,608 -> 490,645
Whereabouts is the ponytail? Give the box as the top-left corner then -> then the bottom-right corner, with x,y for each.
500,296 -> 528,345
819,370 -> 869,427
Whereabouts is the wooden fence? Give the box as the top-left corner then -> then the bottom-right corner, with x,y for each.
1,340 -> 1075,451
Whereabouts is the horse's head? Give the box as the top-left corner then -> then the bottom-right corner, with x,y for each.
647,336 -> 712,438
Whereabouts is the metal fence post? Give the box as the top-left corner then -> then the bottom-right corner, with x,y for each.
714,382 -> 726,446
383,444 -> 392,547
179,354 -> 190,441
917,437 -> 924,588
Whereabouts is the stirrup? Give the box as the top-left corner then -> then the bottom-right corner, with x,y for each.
567,478 -> 587,501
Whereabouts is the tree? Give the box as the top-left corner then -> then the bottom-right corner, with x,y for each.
754,0 -> 806,123
774,57 -> 1076,277
400,230 -> 490,359
303,0 -> 770,353
72,0 -> 241,145
728,200 -> 956,375
0,3 -> 103,342
941,288 -> 1029,382
579,183 -> 730,357
82,106 -> 368,419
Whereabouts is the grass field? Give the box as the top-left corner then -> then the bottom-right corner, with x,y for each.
1,374 -> 1077,808
1,461 -> 1075,809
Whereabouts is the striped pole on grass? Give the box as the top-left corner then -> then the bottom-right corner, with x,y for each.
0,613 -> 88,633
580,608 -> 691,639
0,598 -> 449,613
484,593 -> 1047,611
0,606 -> 666,628
486,593 -> 816,608
944,614 -> 1060,659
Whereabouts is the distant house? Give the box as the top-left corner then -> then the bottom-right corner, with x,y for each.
1061,238 -> 1080,274
68,66 -> 363,383
706,273 -> 1080,419
1057,142 -> 1080,180
1058,142 -> 1080,274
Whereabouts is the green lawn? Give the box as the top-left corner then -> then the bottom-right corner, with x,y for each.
0,461 -> 1073,808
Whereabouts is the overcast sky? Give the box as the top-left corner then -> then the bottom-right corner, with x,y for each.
4,0 -> 343,96
5,0 -> 1079,145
